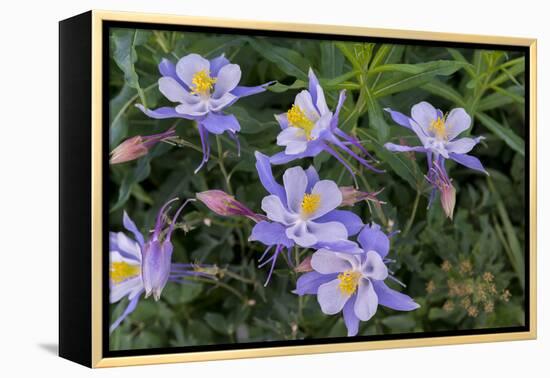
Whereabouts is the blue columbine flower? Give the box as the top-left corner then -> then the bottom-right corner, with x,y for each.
270,68 -> 381,176
294,223 -> 419,336
384,101 -> 487,212
109,198 -> 210,333
136,53 -> 271,173
249,152 -> 364,285
384,101 -> 487,174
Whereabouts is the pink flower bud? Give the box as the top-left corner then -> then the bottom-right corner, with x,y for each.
196,190 -> 265,223
339,186 -> 385,207
295,255 -> 313,273
110,136 -> 148,164
440,183 -> 456,220
425,160 -> 456,220
110,127 -> 176,165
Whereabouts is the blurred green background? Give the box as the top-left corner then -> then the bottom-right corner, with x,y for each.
108,27 -> 526,350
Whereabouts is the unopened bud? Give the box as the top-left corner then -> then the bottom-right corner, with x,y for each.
295,255 -> 313,273
196,190 -> 265,223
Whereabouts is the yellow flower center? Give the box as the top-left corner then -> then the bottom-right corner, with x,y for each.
338,270 -> 361,296
110,261 -> 141,284
430,116 -> 447,140
301,193 -> 321,216
287,104 -> 315,140
191,69 -> 217,95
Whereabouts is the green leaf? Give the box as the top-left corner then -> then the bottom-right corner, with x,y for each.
187,36 -> 246,58
381,314 -> 416,331
320,41 -> 345,78
163,282 -> 203,305
267,79 -> 306,93
373,60 -> 470,98
477,86 -> 525,112
368,63 -> 425,75
109,85 -> 133,149
226,106 -> 279,134
335,42 -> 375,71
109,82 -> 159,149
357,129 -> 423,190
368,44 -> 405,89
488,178 -> 525,289
421,80 -> 466,107
364,86 -> 389,142
475,112 -> 525,156
248,38 -> 309,80
204,313 -> 229,334
111,29 -> 150,105
321,70 -> 360,88
490,85 -> 525,104
446,48 -> 476,77
491,58 -> 525,87
110,157 -> 152,212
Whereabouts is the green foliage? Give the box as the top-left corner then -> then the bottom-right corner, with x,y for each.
108,28 -> 526,350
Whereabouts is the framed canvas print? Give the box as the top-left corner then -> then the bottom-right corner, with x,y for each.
59,10 -> 537,368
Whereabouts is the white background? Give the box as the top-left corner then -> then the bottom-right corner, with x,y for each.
0,0 -> 547,376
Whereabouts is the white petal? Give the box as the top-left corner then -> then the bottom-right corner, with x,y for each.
311,249 -> 356,274
277,127 -> 307,145
283,167 -> 308,213
295,90 -> 320,122
307,220 -> 348,243
315,84 -> 330,115
445,137 -> 477,154
110,276 -> 143,303
363,250 -> 388,280
158,77 -> 196,104
285,141 -> 308,155
286,222 -> 317,247
411,101 -> 438,132
175,101 -> 209,116
317,278 -> 350,315
308,179 -> 343,219
261,195 -> 297,225
176,53 -> 211,88
212,64 -> 241,98
310,112 -> 332,140
445,108 -> 472,140
208,92 -> 237,112
354,278 -> 378,321
115,233 -> 141,260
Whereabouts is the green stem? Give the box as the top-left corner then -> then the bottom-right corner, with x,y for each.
216,136 -> 234,194
110,82 -> 158,129
357,170 -> 388,226
153,30 -> 170,53
186,276 -> 246,302
222,268 -> 256,285
403,191 -> 421,236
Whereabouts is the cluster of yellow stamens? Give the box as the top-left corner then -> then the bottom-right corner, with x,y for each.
338,270 -> 361,295
190,69 -> 217,95
287,104 -> 315,140
301,193 -> 321,216
429,115 -> 448,140
110,261 -> 140,284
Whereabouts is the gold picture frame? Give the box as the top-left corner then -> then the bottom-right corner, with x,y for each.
59,9 -> 537,368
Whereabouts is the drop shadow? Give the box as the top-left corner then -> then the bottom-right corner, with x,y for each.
38,343 -> 58,356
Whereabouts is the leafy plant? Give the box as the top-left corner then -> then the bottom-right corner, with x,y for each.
107,28 -> 526,350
